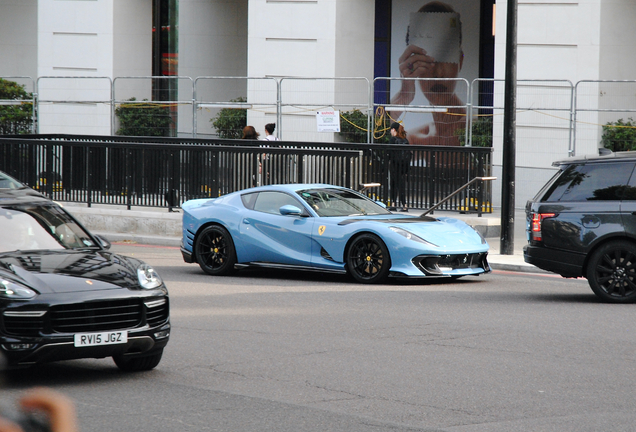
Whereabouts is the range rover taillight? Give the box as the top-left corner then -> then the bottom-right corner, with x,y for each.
531,213 -> 555,242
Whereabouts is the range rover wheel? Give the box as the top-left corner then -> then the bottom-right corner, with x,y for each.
346,233 -> 391,284
586,241 -> 636,303
195,225 -> 237,276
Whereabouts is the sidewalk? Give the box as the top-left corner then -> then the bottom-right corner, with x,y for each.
61,202 -> 543,274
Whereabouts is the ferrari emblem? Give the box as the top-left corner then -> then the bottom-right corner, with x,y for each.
318,225 -> 326,236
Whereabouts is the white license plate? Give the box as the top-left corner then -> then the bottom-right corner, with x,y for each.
74,331 -> 128,347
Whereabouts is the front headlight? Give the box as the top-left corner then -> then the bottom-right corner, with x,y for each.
137,264 -> 163,289
0,279 -> 37,299
389,227 -> 438,247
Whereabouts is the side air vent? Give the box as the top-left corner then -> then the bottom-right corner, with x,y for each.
320,247 -> 334,261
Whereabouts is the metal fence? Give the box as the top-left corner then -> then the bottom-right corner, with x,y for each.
2,75 -> 634,157
280,77 -> 371,143
574,80 -> 636,156
194,77 -> 279,139
470,79 -> 574,163
0,134 -> 492,214
373,77 -> 471,146
36,76 -> 113,135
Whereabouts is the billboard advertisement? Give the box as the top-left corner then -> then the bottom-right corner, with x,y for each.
389,0 -> 481,146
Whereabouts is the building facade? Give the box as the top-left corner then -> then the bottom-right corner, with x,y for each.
1,0 -> 635,207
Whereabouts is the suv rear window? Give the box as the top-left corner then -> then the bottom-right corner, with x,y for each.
542,162 -> 636,202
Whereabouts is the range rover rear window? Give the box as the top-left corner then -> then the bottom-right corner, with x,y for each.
542,162 -> 636,202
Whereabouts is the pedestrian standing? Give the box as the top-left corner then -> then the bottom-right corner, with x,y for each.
263,123 -> 279,141
242,126 -> 259,140
388,122 -> 411,211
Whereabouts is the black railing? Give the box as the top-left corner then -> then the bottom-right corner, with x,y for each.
0,134 -> 493,213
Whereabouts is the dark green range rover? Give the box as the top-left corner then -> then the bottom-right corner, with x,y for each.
524,151 -> 636,303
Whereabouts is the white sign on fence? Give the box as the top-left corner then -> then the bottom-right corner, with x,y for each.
316,110 -> 340,132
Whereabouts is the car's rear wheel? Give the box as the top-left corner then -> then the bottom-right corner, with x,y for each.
586,240 -> 636,303
346,233 -> 391,283
195,225 -> 237,275
113,348 -> 163,372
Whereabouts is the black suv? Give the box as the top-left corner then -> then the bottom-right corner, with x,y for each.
524,151 -> 636,303
0,173 -> 170,370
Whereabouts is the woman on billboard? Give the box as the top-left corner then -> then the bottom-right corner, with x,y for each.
390,1 -> 466,146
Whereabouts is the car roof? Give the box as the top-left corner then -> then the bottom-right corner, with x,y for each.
552,150 -> 636,167
0,187 -> 51,206
238,184 -> 348,194
0,171 -> 28,190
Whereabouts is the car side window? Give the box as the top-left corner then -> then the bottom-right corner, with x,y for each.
625,168 -> 636,200
252,191 -> 304,215
241,192 -> 258,210
543,162 -> 636,202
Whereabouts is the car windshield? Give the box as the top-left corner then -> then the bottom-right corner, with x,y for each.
297,188 -> 391,217
0,204 -> 97,253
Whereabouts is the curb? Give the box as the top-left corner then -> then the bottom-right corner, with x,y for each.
96,232 -> 181,248
488,262 -> 550,274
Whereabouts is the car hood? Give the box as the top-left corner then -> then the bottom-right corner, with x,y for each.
338,214 -> 487,248
0,250 -> 143,294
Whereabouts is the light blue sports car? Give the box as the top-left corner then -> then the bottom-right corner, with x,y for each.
180,184 -> 490,283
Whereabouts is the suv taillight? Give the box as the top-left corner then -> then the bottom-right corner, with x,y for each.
531,213 -> 555,242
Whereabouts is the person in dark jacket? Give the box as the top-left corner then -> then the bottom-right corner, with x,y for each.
388,122 -> 411,212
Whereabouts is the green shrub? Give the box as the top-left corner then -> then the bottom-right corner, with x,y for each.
339,109 -> 390,144
0,78 -> 34,135
456,116 -> 493,147
115,98 -> 174,136
601,118 -> 636,152
210,97 -> 247,139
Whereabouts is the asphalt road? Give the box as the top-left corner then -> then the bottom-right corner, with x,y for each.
2,244 -> 635,432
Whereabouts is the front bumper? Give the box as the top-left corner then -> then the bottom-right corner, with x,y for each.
413,252 -> 490,276
181,246 -> 194,263
1,291 -> 171,368
1,322 -> 170,368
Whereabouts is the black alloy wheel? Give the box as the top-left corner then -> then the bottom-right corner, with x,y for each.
586,240 -> 636,303
195,225 -> 237,276
346,233 -> 391,283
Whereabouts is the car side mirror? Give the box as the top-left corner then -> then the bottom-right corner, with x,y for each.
95,235 -> 111,250
279,205 -> 303,216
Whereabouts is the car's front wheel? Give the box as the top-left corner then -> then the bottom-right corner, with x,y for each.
113,348 -> 163,372
586,240 -> 636,303
195,225 -> 237,276
346,233 -> 391,283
